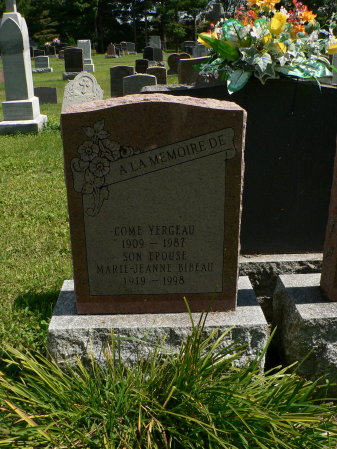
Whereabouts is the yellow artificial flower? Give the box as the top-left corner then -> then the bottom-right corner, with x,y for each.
327,41 -> 337,54
247,0 -> 280,10
270,12 -> 287,35
301,10 -> 316,23
263,33 -> 272,44
274,41 -> 287,53
197,32 -> 213,48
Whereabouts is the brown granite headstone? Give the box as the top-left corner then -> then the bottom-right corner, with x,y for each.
321,144 -> 337,301
61,94 -> 246,314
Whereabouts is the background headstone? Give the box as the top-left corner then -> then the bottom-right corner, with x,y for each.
34,86 -> 58,104
153,48 -> 163,62
123,74 -> 156,95
168,53 -> 190,75
183,41 -> 196,55
33,49 -> 44,57
33,55 -> 53,73
120,41 -> 127,54
58,49 -> 64,59
77,39 -> 94,72
110,65 -> 135,97
63,47 -> 83,80
135,58 -> 149,73
149,35 -> 161,48
143,46 -> 154,61
126,42 -> 136,54
192,44 -> 209,58
61,93 -> 246,314
146,66 -> 167,84
178,56 -> 210,84
62,72 -> 103,112
0,1 -> 47,133
105,43 -> 118,58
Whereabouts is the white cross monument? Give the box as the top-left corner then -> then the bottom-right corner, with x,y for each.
0,0 -> 47,133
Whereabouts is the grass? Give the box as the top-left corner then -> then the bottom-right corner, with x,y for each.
1,318 -> 337,448
0,52 -> 177,358
1,52 -> 337,448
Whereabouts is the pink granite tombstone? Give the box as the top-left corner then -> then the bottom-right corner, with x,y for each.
61,94 -> 246,314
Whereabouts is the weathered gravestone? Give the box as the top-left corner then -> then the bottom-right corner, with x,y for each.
60,94 -> 246,314
33,55 -> 53,73
105,43 -> 118,58
33,49 -> 44,57
34,86 -> 58,104
146,66 -> 167,84
62,72 -> 103,112
153,48 -> 164,62
77,39 -> 94,72
183,41 -> 196,54
135,58 -> 149,73
58,49 -> 64,59
149,35 -> 161,49
0,0 -> 47,133
63,47 -> 83,80
126,42 -> 136,54
123,74 -> 156,95
192,44 -> 209,58
168,53 -> 190,75
178,56 -> 210,84
143,46 -> 154,61
110,65 -> 134,97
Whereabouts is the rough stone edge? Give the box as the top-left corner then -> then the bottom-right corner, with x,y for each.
273,273 -> 337,390
48,276 -> 268,368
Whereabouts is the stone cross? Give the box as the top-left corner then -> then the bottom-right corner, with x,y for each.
6,0 -> 17,12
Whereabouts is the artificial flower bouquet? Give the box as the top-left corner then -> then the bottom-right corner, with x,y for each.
197,0 -> 337,93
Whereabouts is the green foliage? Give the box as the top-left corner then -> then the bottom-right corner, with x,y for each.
0,321 -> 337,448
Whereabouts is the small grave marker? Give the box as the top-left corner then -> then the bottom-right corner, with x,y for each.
33,55 -> 53,73
34,86 -> 58,104
63,47 -> 83,80
61,94 -> 246,314
146,66 -> 167,84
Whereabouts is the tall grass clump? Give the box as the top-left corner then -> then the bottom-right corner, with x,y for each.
1,314 -> 337,448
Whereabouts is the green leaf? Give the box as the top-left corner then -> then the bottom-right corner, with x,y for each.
222,18 -> 246,44
227,70 -> 252,94
254,52 -> 272,73
197,34 -> 240,62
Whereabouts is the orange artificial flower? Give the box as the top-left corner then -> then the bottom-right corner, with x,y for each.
292,24 -> 305,36
301,9 -> 316,22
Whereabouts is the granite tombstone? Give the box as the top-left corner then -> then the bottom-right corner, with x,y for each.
61,94 -> 246,314
63,47 -> 83,80
110,65 -> 135,97
33,55 -> 53,73
0,0 -> 47,133
149,35 -> 161,48
34,86 -> 58,104
168,53 -> 190,75
77,39 -> 94,72
105,43 -> 118,58
143,46 -> 154,61
123,74 -> 157,95
135,59 -> 149,73
146,66 -> 167,84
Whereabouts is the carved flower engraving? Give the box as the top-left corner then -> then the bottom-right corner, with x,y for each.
71,119 -> 139,216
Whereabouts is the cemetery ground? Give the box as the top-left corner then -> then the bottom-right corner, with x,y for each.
1,54 -> 337,448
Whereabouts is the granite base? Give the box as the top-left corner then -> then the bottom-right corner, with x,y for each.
0,114 -> 47,134
273,273 -> 337,389
48,277 -> 268,367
